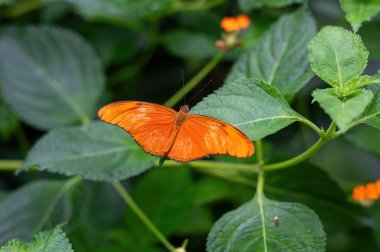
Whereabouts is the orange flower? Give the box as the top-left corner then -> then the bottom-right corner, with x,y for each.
366,183 -> 379,200
352,185 -> 367,200
236,15 -> 250,30
352,179 -> 380,204
221,15 -> 250,32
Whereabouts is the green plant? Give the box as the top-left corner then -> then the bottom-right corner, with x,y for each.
0,0 -> 380,251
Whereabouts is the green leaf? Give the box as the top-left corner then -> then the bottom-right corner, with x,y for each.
67,182 -> 124,251
347,75 -> 380,89
0,179 -> 80,244
308,26 -> 368,88
191,78 -> 305,140
125,167 -> 193,242
163,29 -> 218,59
360,20 -> 380,60
21,121 -> 155,182
226,9 -> 316,101
0,225 -> 73,252
312,88 -> 373,129
356,84 -> 380,128
345,125 -> 380,157
0,26 -> 104,130
339,0 -> 380,32
313,138 -> 380,189
266,163 -> 370,232
207,195 -> 326,251
62,0 -> 173,21
239,0 -> 304,11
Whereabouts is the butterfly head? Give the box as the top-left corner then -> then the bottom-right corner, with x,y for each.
180,105 -> 189,113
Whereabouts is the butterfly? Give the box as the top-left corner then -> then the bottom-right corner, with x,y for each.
98,101 -> 254,162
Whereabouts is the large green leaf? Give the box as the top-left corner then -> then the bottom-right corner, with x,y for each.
226,9 -> 316,101
0,26 -> 104,130
239,0 -> 304,11
266,164 -> 370,232
191,78 -> 305,140
312,88 -> 374,129
61,0 -> 173,21
21,121 -> 155,182
207,195 -> 326,251
339,0 -> 380,32
360,21 -> 380,59
313,138 -> 380,189
345,125 -> 380,157
163,29 -> 218,59
124,167 -> 193,243
67,182 -> 124,251
0,226 -> 73,252
0,179 -> 80,245
356,84 -> 380,129
308,26 -> 368,88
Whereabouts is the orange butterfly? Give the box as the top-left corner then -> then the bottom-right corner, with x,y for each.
98,101 -> 254,162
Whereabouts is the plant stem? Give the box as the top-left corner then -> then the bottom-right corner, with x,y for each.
264,122 -> 336,171
112,181 -> 176,252
0,160 -> 22,171
161,159 -> 259,173
298,118 -> 323,136
255,139 -> 268,252
256,139 -> 264,167
164,51 -> 224,108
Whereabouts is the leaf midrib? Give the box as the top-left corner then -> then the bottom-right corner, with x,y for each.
234,115 -> 300,127
18,39 -> 90,123
39,146 -> 136,164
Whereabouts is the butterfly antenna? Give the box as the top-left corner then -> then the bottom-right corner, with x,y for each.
188,79 -> 213,105
181,69 -> 186,105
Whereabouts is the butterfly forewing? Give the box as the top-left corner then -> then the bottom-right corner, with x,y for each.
98,101 -> 178,156
167,114 -> 254,162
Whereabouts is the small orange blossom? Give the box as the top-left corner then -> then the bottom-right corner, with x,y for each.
352,179 -> 380,204
220,15 -> 250,32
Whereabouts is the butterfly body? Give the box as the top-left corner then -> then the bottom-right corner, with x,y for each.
98,101 -> 254,162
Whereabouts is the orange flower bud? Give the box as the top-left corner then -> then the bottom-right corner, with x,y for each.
236,15 -> 250,30
352,185 -> 367,200
221,17 -> 240,32
366,183 -> 379,200
221,15 -> 250,32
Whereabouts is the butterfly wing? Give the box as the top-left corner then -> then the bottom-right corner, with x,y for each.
168,114 -> 254,162
98,101 -> 177,156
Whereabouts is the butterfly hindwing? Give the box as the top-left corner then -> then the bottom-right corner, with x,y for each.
167,114 -> 254,162
98,101 -> 177,156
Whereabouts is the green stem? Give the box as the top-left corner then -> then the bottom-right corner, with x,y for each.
298,118 -> 323,136
264,122 -> 336,171
112,181 -> 176,252
192,164 -> 257,188
256,139 -> 264,167
160,159 -> 259,173
255,139 -> 268,252
0,160 -> 22,171
164,51 -> 224,108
